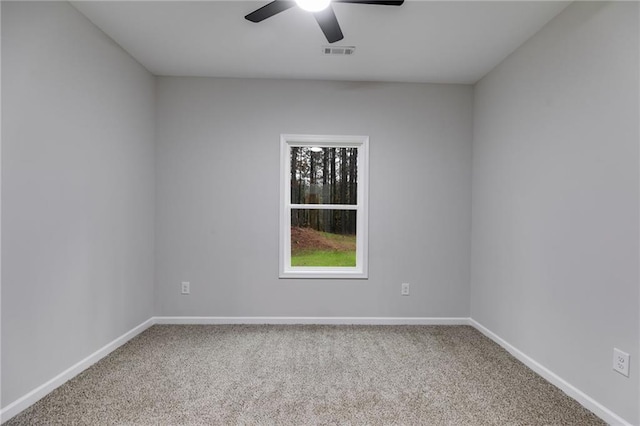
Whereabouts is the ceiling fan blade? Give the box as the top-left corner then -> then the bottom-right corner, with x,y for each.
245,1 -> 296,23
333,0 -> 404,4
313,5 -> 344,43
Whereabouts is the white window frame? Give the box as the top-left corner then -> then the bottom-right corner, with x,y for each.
280,134 -> 369,279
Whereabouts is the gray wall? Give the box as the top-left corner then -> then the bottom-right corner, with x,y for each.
471,2 -> 639,424
155,78 -> 472,318
1,2 -> 155,406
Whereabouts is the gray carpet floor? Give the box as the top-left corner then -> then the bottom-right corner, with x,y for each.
5,325 -> 604,425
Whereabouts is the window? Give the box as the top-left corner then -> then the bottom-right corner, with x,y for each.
280,134 -> 369,278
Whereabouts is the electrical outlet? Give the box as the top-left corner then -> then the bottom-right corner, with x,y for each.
613,348 -> 629,377
401,283 -> 410,296
181,281 -> 190,295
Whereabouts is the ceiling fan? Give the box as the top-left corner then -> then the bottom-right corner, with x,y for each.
245,0 -> 404,44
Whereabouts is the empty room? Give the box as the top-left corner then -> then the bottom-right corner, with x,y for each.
1,0 -> 638,424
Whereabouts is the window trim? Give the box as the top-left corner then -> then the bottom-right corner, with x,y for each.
279,134 -> 369,279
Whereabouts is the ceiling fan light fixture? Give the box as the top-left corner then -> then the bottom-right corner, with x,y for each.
295,0 -> 331,12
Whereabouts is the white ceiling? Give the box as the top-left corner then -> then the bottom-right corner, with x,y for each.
71,1 -> 570,84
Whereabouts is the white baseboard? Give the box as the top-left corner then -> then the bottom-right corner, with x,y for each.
469,319 -> 632,426
0,318 -> 154,424
153,316 -> 471,325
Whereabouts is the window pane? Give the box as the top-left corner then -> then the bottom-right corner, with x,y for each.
291,209 -> 357,267
290,147 -> 358,205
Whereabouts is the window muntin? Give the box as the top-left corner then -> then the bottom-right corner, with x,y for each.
280,135 -> 368,279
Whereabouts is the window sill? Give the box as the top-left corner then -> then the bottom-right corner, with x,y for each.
279,268 -> 368,279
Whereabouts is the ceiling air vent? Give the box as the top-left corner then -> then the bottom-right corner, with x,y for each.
322,46 -> 355,56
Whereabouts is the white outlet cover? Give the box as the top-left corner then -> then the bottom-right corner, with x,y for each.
401,283 -> 410,296
613,348 -> 629,377
181,281 -> 190,295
